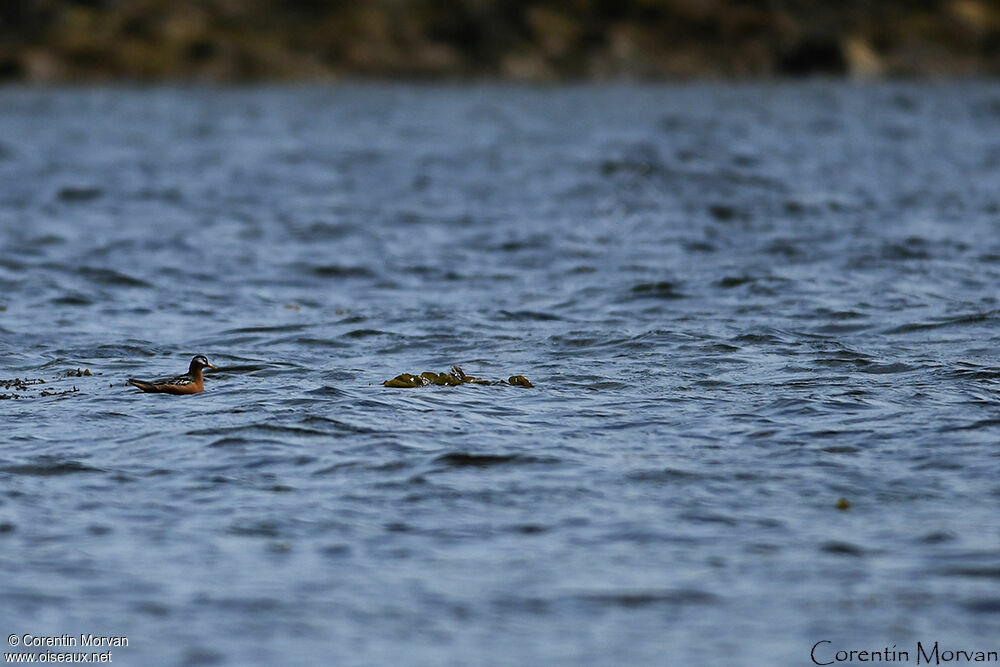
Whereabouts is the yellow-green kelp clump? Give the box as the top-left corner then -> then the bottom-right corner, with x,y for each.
384,365 -> 533,389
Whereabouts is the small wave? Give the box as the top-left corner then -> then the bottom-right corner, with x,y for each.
82,343 -> 158,358
583,380 -> 628,390
222,324 -> 308,334
301,264 -> 376,279
292,221 -> 357,240
765,397 -> 820,416
678,511 -> 738,526
883,310 -> 1000,334
810,355 -> 870,369
208,437 -> 254,448
305,385 -> 344,397
685,240 -> 717,252
942,565 -> 1000,579
598,142 -> 663,178
701,342 -> 741,353
312,460 -> 364,476
27,234 -> 66,247
879,238 -> 932,261
432,452 -> 560,468
548,333 -> 606,349
627,467 -> 704,483
628,281 -> 685,299
857,362 -> 917,374
568,264 -> 597,275
941,364 -> 1000,381
812,322 -> 872,334
50,293 -> 94,306
576,588 -> 719,608
0,459 -> 102,476
78,267 -> 152,288
819,541 -> 868,557
205,363 -> 270,373
227,520 -> 284,538
733,329 -> 799,346
299,414 -> 376,434
401,264 -> 465,281
962,599 -> 1000,614
940,418 -> 1000,433
764,239 -> 804,257
508,523 -> 549,534
497,310 -> 562,321
819,444 -> 862,453
135,186 -> 184,203
56,185 -> 102,202
494,235 -> 552,252
715,275 -> 755,288
271,336 -> 350,349
187,423 -> 330,438
707,203 -> 745,222
343,329 -> 392,338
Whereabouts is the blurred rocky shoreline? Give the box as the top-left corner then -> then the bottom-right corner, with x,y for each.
2,0 -> 998,81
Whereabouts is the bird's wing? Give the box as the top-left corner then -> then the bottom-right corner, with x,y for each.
130,373 -> 195,388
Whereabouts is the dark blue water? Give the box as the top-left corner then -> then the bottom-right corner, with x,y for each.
2,82 -> 1000,665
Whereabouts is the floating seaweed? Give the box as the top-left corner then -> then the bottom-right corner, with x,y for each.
384,365 -> 533,389
40,386 -> 79,397
1,370 -> 93,399
1,377 -> 45,391
0,377 -> 44,400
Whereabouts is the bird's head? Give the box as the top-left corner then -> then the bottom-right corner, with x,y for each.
190,355 -> 217,371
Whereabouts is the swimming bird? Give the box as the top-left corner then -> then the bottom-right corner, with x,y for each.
127,355 -> 217,395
